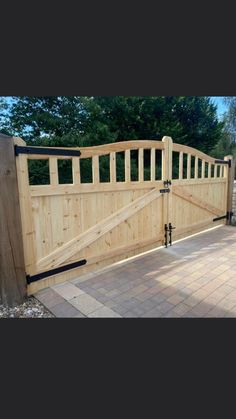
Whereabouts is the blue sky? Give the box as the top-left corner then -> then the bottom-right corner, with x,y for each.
211,96 -> 227,118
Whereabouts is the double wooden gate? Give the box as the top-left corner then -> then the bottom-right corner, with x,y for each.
13,136 -> 234,294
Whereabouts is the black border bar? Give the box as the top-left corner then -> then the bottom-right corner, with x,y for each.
215,159 -> 231,168
26,259 -> 87,284
15,145 -> 81,157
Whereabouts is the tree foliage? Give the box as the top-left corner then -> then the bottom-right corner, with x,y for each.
0,96 -> 225,183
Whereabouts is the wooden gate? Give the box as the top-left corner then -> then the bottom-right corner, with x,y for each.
13,136 -> 234,294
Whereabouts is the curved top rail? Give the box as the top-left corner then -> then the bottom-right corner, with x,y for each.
79,140 -> 164,158
172,142 -> 217,163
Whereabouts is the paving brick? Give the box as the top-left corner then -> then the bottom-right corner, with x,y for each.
139,298 -> 158,312
167,294 -> 186,306
123,311 -> 139,318
135,291 -> 153,302
120,298 -> 140,310
105,289 -> 123,298
173,303 -> 191,316
52,283 -> 84,300
162,287 -> 178,298
104,300 -> 121,309
150,293 -> 167,304
112,305 -> 129,316
70,294 -> 103,315
50,301 -> 82,317
190,302 -> 212,316
141,308 -> 162,317
88,307 -> 121,318
157,301 -> 175,314
35,288 -> 65,308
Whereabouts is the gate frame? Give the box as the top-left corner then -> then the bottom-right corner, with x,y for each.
0,132 -> 235,305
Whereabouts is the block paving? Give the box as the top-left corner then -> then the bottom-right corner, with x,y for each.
35,226 -> 236,318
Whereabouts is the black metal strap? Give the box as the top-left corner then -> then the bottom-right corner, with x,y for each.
215,159 -> 231,168
26,259 -> 87,284
213,212 -> 234,222
15,145 -> 81,157
213,215 -> 227,222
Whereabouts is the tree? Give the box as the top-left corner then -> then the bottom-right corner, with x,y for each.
93,96 -> 224,154
1,96 -> 225,183
224,97 -> 236,144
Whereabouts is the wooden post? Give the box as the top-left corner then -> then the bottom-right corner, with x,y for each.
0,134 -> 27,306
162,136 -> 173,240
224,155 -> 235,225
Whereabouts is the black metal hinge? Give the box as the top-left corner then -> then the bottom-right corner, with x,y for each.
26,259 -> 87,284
213,212 -> 233,223
213,214 -> 227,222
15,145 -> 81,157
215,159 -> 231,168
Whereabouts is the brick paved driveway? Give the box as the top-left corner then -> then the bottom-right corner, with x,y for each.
35,226 -> 236,317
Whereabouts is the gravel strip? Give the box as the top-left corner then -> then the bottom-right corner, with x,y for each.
0,296 -> 54,318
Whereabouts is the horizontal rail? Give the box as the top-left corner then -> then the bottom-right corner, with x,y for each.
15,145 -> 81,157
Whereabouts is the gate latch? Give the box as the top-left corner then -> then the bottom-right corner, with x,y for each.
164,223 -> 176,247
168,223 -> 176,246
163,179 -> 172,188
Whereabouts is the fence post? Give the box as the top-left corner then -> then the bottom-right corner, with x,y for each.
162,136 -> 173,237
224,154 -> 235,225
0,133 -> 27,306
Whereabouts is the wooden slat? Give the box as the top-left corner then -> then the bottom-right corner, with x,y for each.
72,157 -> 81,184
151,148 -> 156,181
179,152 -> 183,180
201,160 -> 205,178
49,158 -> 58,185
173,185 -> 222,216
125,150 -> 130,182
187,153 -> 191,179
208,163 -> 211,178
37,187 -> 163,271
138,148 -> 144,182
110,152 -> 116,183
92,155 -> 100,184
220,165 -> 223,178
194,156 -> 198,179
214,164 -> 217,179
